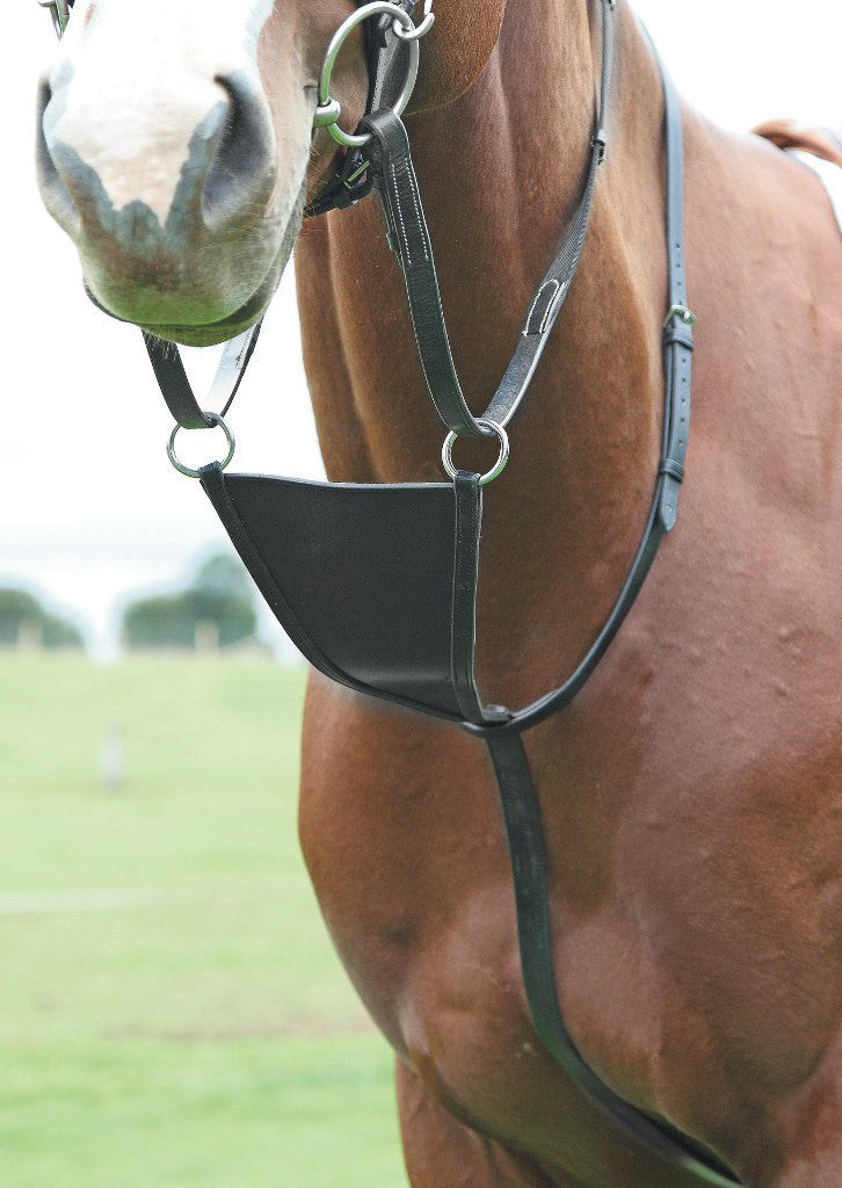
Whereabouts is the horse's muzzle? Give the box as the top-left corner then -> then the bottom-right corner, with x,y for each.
36,66 -> 282,337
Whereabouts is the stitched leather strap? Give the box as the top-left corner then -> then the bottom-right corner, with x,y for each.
657,55 -> 694,532
365,111 -> 488,437
485,0 -> 615,428
364,0 -> 617,436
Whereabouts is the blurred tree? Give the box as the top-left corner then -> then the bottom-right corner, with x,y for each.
0,588 -> 84,650
192,553 -> 253,600
121,552 -> 258,651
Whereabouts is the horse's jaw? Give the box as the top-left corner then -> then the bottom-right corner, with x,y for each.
35,0 -> 315,347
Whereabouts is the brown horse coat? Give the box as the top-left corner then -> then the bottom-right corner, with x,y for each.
296,5 -> 842,1185
36,1 -> 842,1184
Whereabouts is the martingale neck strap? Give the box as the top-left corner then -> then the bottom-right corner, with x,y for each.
466,50 -> 694,736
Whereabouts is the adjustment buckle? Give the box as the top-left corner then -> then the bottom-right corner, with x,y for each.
663,304 -> 697,329
591,129 -> 607,165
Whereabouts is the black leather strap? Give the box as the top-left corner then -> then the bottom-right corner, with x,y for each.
365,110 -> 488,437
143,322 -> 262,429
461,51 -> 695,737
485,731 -> 742,1185
484,0 -> 615,428
469,499 -> 666,736
450,471 -> 487,724
367,0 -> 418,113
364,0 -> 617,436
303,146 -> 374,220
657,56 -> 694,532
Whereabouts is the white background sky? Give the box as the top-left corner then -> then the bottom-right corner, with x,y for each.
5,2 -> 842,655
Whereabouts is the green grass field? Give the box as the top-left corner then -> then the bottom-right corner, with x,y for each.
0,654 -> 407,1187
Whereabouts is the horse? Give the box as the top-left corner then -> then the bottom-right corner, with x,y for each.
35,1 -> 842,1184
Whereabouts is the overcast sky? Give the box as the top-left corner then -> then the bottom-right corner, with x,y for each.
5,2 -> 842,654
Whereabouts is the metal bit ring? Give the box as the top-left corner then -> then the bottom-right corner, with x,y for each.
393,1 -> 435,40
314,1 -> 420,148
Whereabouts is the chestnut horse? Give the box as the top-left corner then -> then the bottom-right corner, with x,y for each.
36,1 -> 842,1184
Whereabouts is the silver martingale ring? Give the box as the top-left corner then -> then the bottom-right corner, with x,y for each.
441,419 -> 511,487
314,1 -> 420,148
167,414 -> 236,479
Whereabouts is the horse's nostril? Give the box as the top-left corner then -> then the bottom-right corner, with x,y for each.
202,70 -> 275,229
36,77 -> 81,236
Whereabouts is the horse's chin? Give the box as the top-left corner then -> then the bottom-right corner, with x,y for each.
135,262 -> 282,347
84,185 -> 305,348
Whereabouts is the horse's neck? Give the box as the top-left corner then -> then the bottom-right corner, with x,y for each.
296,1 -> 671,702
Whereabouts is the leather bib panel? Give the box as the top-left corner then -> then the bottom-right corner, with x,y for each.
200,463 -> 482,721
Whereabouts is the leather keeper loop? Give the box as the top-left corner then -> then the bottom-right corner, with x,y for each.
659,458 -> 685,483
664,322 -> 695,351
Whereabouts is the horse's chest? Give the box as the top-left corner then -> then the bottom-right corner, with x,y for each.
298,633 -> 842,1163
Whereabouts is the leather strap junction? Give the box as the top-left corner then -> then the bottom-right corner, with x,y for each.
142,324 -> 262,430
304,0 -> 419,219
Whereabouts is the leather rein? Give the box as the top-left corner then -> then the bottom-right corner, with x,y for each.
40,2 -> 743,1183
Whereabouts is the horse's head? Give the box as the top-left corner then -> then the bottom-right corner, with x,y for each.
36,0 -> 506,347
